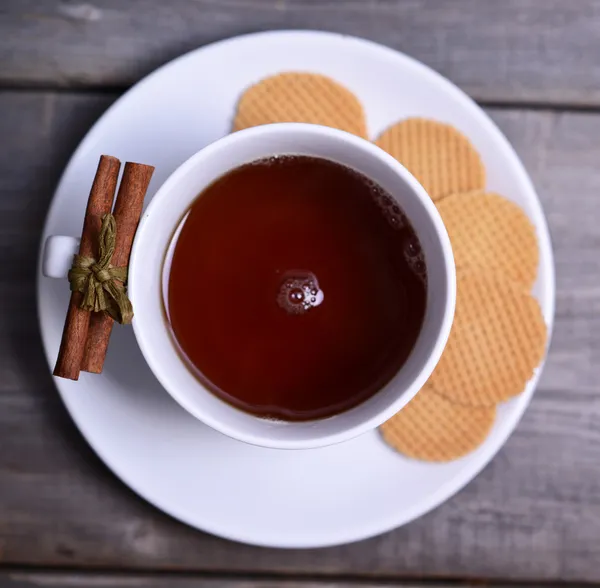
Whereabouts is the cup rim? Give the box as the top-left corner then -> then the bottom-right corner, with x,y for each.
129,123 -> 456,449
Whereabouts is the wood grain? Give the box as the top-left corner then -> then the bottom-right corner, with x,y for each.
1,92 -> 600,582
1,0 -> 600,106
0,572 -> 527,588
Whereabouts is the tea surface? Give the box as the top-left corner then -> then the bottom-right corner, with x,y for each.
167,156 -> 427,421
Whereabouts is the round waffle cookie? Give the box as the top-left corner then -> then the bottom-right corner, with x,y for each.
232,72 -> 368,138
430,270 -> 547,407
380,384 -> 496,461
375,118 -> 485,200
437,191 -> 539,289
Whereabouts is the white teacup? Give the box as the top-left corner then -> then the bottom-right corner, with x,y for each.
43,123 -> 455,450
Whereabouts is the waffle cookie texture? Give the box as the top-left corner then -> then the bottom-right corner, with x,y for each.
436,191 -> 539,289
375,118 -> 486,200
380,383 -> 496,462
233,72 -> 367,138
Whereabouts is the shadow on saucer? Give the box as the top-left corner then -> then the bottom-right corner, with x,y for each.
102,325 -> 176,408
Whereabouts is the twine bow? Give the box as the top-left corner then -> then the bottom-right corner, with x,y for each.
68,214 -> 134,324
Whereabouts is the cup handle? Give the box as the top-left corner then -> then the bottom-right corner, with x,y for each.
42,236 -> 80,279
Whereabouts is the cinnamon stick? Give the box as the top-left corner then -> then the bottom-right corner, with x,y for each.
81,162 -> 155,373
53,155 -> 121,380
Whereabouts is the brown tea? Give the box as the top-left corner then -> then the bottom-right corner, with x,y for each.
167,156 -> 427,421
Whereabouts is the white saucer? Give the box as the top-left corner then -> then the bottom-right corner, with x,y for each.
38,30 -> 555,548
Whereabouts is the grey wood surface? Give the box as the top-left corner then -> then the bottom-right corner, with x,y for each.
1,91 -> 599,583
2,0 -> 600,586
2,0 -> 600,106
0,573 -> 537,588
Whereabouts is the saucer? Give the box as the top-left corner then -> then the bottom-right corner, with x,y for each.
37,30 -> 555,548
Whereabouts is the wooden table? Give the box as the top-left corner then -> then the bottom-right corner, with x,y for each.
1,1 -> 599,586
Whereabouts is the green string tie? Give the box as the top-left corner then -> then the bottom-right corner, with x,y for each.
68,214 -> 134,325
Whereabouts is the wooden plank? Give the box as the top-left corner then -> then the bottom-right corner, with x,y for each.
0,572 -> 530,588
1,92 -> 600,582
1,0 -> 600,106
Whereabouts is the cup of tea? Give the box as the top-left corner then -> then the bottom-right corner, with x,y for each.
43,123 -> 455,450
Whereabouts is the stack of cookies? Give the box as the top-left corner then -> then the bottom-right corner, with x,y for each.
232,72 -> 548,462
